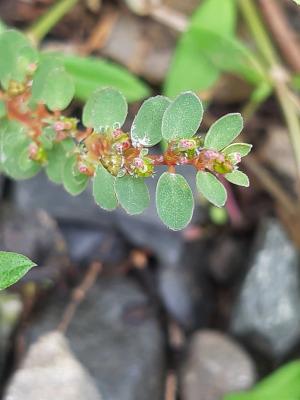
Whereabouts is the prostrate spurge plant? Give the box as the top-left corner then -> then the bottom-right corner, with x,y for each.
0,29 -> 252,230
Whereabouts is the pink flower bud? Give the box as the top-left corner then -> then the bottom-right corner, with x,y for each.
28,143 -> 38,158
78,164 -> 88,174
114,143 -> 124,153
178,156 -> 189,165
179,139 -> 194,149
133,158 -> 145,169
205,150 -> 219,159
232,152 -> 242,164
112,129 -> 123,138
53,121 -> 65,132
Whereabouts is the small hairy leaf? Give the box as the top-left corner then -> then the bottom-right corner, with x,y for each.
0,100 -> 6,118
82,87 -> 128,131
0,251 -> 36,290
1,121 -> 40,179
225,170 -> 249,187
196,171 -> 227,207
156,172 -> 194,230
46,139 -> 74,184
204,113 -> 243,151
32,57 -> 75,111
131,96 -> 170,146
0,30 -> 38,88
63,155 -> 89,195
93,164 -> 118,210
162,92 -> 203,141
61,54 -> 150,103
40,127 -> 55,150
115,176 -> 150,215
222,143 -> 252,157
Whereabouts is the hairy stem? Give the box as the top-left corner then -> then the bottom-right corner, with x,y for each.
239,0 -> 300,187
26,0 -> 79,44
238,0 -> 278,66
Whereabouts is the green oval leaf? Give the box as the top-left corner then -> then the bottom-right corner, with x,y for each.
131,96 -> 170,146
61,54 -> 150,103
115,176 -> 150,215
156,172 -> 194,230
1,121 -> 40,180
82,87 -> 128,131
93,164 -> 118,210
31,57 -> 75,111
204,113 -> 243,151
164,0 -> 237,97
225,170 -> 249,187
0,30 -> 38,87
0,251 -> 36,290
222,142 -> 252,157
196,171 -> 227,207
45,139 -> 74,184
0,100 -> 6,118
62,155 -> 89,195
162,92 -> 203,141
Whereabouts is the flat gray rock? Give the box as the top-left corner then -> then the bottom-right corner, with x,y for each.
231,219 -> 300,358
24,277 -> 166,400
181,330 -> 256,400
12,168 -> 203,264
0,292 -> 23,379
4,331 -> 102,400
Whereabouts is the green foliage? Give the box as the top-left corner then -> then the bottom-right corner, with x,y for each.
0,251 -> 36,290
45,139 -> 74,184
93,164 -> 118,211
156,172 -> 194,230
0,19 -> 6,34
204,113 -> 243,151
292,0 -> 300,5
0,28 -> 252,231
62,155 -> 89,195
164,0 -> 266,97
0,30 -> 38,89
115,176 -> 150,215
222,143 -> 252,157
225,170 -> 249,187
131,96 -> 170,146
162,92 -> 203,141
0,100 -> 6,118
32,56 -> 75,111
83,87 -> 128,131
1,121 -> 40,179
61,54 -> 151,103
224,361 -> 300,400
196,171 -> 227,207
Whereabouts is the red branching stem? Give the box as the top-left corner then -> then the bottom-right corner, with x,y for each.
1,89 -> 235,178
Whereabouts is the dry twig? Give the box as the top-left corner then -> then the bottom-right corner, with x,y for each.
58,261 -> 102,333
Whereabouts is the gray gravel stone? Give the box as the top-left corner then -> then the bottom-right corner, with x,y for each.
181,330 -> 256,400
12,167 -> 203,264
158,240 -> 214,331
4,331 -> 102,400
25,277 -> 166,400
0,292 -> 23,379
231,219 -> 300,359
